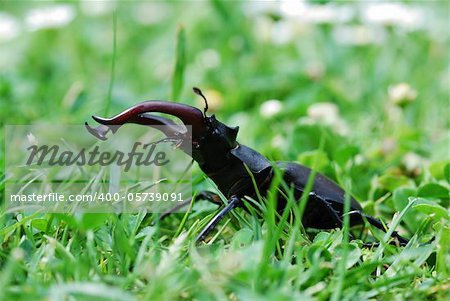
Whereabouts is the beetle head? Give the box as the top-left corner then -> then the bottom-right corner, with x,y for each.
192,113 -> 239,168
85,88 -> 239,169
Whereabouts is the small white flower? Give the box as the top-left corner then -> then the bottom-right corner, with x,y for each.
25,5 -> 75,31
243,1 -> 278,17
380,138 -> 396,156
303,5 -> 337,23
12,248 -> 24,261
389,83 -> 417,105
0,13 -> 20,43
260,99 -> 283,118
253,16 -> 273,43
132,2 -> 170,25
306,61 -> 325,80
333,25 -> 385,46
307,102 -> 339,123
27,133 -> 38,146
271,135 -> 285,148
354,154 -> 365,165
306,102 -> 348,135
154,63 -> 172,80
402,152 -> 423,173
271,20 -> 295,45
279,0 -> 307,18
40,256 -> 49,267
303,4 -> 353,24
228,112 -> 249,129
197,48 -> 221,70
362,3 -> 424,30
280,2 -> 354,24
80,1 -> 115,17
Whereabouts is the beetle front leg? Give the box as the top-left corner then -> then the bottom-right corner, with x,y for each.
159,191 -> 223,221
363,214 -> 409,246
302,194 -> 344,229
196,195 -> 241,243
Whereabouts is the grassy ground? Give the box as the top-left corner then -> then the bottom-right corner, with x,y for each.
1,2 -> 449,300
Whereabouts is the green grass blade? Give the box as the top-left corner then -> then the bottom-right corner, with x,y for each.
171,26 -> 186,100
104,11 -> 117,116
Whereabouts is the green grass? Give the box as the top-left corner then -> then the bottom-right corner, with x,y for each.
1,2 -> 449,300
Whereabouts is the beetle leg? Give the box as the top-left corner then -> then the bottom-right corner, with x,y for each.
158,191 -> 222,221
342,210 -> 367,240
321,201 -> 343,229
347,211 -> 409,246
196,195 -> 240,243
363,214 -> 409,246
305,194 -> 343,229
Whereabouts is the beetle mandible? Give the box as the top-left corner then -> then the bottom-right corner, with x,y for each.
86,88 -> 409,246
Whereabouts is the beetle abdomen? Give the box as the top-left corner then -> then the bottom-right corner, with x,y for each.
277,162 -> 363,212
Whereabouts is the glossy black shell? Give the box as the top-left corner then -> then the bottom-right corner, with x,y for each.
278,162 -> 363,229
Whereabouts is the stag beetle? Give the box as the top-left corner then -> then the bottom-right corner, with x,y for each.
86,88 -> 409,246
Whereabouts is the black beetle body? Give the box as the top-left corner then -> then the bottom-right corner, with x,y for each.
86,88 -> 408,245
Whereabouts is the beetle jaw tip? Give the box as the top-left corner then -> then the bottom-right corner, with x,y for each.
85,122 -> 109,141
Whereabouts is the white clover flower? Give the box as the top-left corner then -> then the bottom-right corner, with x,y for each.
12,248 -> 24,261
260,99 -> 283,118
80,1 -> 115,17
197,49 -> 221,70
402,152 -> 423,173
154,63 -> 172,80
25,5 -> 75,31
40,256 -> 49,267
251,2 -> 354,44
307,102 -> 338,123
354,154 -> 365,165
132,2 -> 170,25
380,138 -> 397,156
27,133 -> 38,146
306,61 -> 325,80
333,25 -> 385,46
243,1 -> 278,17
302,5 -> 337,23
271,20 -> 296,45
388,83 -> 417,105
253,16 -> 273,43
306,102 -> 348,135
0,13 -> 20,43
280,1 -> 353,24
271,135 -> 286,148
362,3 -> 424,30
279,0 -> 307,18
228,112 -> 249,129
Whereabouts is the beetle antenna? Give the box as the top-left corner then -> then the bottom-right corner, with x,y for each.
193,87 -> 208,116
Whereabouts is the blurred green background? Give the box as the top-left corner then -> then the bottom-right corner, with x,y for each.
0,1 -> 449,300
